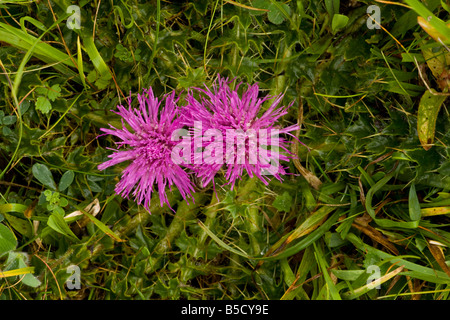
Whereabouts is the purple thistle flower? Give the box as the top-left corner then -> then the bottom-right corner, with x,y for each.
181,75 -> 299,189
98,88 -> 195,212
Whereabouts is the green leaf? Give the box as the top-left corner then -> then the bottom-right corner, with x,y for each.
81,206 -> 124,242
35,86 -> 48,95
59,170 -> 75,191
272,191 -> 293,212
154,278 -> 180,299
267,2 -> 291,25
35,96 -> 52,114
177,67 -> 206,89
102,198 -> 121,224
342,265 -> 404,300
87,179 -> 102,193
251,0 -> 270,16
52,206 -> 65,217
331,14 -> 349,33
417,90 -> 447,150
252,0 -> 291,24
47,213 -> 79,241
114,43 -> 131,62
0,224 -> 17,254
47,84 -> 61,101
3,213 -> 32,237
59,197 -> 68,207
174,230 -> 198,256
2,115 -> 17,125
22,271 -> 42,287
408,183 -> 421,221
331,269 -> 365,281
5,252 -> 41,287
325,232 -> 347,248
32,163 -> 57,190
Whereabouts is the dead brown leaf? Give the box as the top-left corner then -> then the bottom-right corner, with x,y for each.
352,219 -> 399,255
427,241 -> 450,278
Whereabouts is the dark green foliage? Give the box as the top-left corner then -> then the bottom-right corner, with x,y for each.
0,0 -> 449,300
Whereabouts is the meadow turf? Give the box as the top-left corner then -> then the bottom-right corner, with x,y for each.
0,0 -> 449,300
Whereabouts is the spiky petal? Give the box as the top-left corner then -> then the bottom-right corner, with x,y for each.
98,88 -> 195,211
181,75 -> 299,189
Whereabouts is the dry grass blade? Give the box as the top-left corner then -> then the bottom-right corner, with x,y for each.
352,217 -> 399,255
343,265 -> 405,299
263,206 -> 333,260
427,241 -> 450,278
421,206 -> 450,217
0,267 -> 34,278
224,0 -> 269,11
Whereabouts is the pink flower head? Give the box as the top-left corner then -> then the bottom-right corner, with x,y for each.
98,88 -> 195,211
181,75 -> 299,189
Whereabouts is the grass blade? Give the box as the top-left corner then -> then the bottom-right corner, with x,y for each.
314,242 -> 341,300
404,0 -> 450,44
47,213 -> 79,242
81,207 -> 124,242
0,223 -> 17,254
421,206 -> 450,217
408,183 -> 421,221
81,30 -> 112,86
77,35 -> 87,88
264,210 -> 341,261
0,267 -> 34,278
342,266 -> 404,300
0,203 -> 28,215
347,233 -> 450,284
197,220 -> 252,259
365,169 -> 419,229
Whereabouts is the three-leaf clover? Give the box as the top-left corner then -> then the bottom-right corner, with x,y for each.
44,189 -> 68,216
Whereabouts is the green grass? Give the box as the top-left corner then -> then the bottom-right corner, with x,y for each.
0,0 -> 449,300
